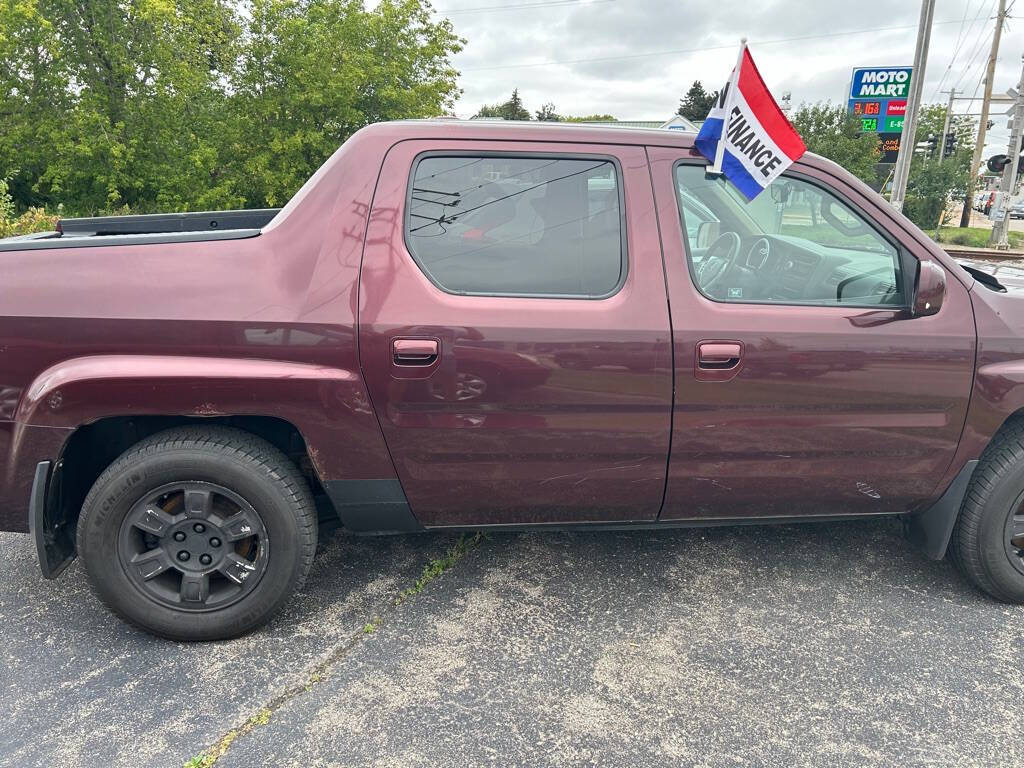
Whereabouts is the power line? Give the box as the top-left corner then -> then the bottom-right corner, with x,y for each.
929,0 -> 990,101
437,0 -> 612,14
461,18 -> 972,72
951,1 -> 999,92
957,30 -> 994,108
410,161 -> 605,233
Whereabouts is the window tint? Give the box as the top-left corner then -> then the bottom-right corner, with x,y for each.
406,155 -> 624,297
674,164 -> 903,307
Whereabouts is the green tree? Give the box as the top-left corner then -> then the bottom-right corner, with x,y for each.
474,88 -> 531,121
789,102 -> 880,185
0,0 -> 73,208
562,113 -> 617,122
902,103 -> 975,230
0,0 -> 463,214
535,102 -> 560,121
230,0 -> 463,206
474,104 -> 502,118
27,0 -> 240,213
678,81 -> 718,122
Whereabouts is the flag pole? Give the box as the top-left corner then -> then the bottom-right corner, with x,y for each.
710,37 -> 747,175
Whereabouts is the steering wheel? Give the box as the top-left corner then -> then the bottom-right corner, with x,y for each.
698,231 -> 742,293
746,237 -> 771,270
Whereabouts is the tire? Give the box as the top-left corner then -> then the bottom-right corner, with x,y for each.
950,420 -> 1024,603
76,426 -> 317,641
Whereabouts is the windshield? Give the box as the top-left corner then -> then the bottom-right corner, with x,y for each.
676,165 -> 893,255
736,182 -> 892,253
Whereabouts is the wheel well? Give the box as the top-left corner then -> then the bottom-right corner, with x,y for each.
54,415 -> 328,545
982,411 -> 1024,459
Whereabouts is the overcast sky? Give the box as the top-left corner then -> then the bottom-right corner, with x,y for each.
428,0 -> 1024,153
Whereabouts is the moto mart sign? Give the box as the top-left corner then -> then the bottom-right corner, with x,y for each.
848,66 -> 912,163
851,67 -> 912,99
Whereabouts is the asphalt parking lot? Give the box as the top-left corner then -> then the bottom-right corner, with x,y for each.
2,518 -> 1023,768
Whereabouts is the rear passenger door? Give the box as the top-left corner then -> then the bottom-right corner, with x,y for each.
358,141 -> 673,526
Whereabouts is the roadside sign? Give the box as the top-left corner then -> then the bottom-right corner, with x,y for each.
878,132 -> 902,163
848,66 -> 912,164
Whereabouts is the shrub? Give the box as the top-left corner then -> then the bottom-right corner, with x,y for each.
0,179 -> 60,238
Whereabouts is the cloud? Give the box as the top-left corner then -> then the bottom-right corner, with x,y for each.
439,0 -> 1021,153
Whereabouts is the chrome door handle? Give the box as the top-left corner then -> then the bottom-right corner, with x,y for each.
697,342 -> 742,368
696,340 -> 743,382
393,338 -> 439,366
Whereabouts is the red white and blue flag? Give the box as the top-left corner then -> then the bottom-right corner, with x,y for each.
695,42 -> 806,201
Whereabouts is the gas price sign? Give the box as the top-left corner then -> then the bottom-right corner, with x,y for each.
848,66 -> 912,164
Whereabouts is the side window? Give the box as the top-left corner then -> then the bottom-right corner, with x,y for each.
405,155 -> 625,297
674,164 -> 903,307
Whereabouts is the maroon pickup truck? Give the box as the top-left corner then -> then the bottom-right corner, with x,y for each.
2,120 -> 1023,640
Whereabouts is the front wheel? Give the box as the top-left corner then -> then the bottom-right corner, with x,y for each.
950,422 -> 1024,603
76,426 -> 317,641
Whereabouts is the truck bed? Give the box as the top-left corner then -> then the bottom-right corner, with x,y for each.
0,208 -> 280,252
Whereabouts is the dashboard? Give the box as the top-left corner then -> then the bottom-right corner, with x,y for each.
697,234 -> 902,306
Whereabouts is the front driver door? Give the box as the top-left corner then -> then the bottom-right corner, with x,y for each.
648,147 -> 976,520
358,140 -> 673,526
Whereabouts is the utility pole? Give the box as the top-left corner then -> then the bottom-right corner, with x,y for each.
988,55 -> 1024,248
959,0 -> 1008,227
935,88 -> 956,239
890,0 -> 935,211
939,88 -> 956,157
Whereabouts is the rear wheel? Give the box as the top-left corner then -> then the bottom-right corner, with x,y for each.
951,421 -> 1024,603
77,426 -> 317,640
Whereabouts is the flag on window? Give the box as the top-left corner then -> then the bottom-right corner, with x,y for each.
694,42 -> 806,201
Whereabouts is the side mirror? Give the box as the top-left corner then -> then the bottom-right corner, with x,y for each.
913,260 -> 946,317
770,182 -> 792,205
696,221 -> 720,249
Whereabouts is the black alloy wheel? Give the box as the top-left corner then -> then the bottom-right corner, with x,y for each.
118,482 -> 269,611
1005,494 -> 1024,578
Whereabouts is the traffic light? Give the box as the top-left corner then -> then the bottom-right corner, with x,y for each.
987,154 -> 1011,174
943,132 -> 957,158
916,134 -> 938,158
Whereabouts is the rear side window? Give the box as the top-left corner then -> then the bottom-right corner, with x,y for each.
405,155 -> 625,297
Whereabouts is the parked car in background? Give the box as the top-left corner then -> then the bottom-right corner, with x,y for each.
1010,199 -> 1024,219
2,120 -> 1024,641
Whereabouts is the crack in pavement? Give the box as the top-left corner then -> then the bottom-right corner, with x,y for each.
182,533 -> 483,768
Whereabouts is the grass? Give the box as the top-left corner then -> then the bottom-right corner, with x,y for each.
934,226 -> 1024,250
183,708 -> 272,768
396,533 -> 482,604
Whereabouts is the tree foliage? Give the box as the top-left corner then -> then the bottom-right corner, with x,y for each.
789,103 -> 880,185
902,104 -> 975,231
561,113 -> 616,122
535,102 -> 560,121
678,81 -> 718,122
0,177 -> 58,236
0,0 -> 463,215
473,88 -> 531,121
